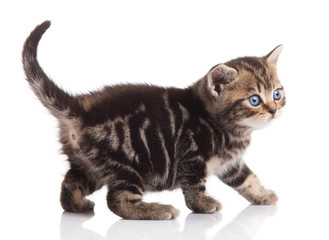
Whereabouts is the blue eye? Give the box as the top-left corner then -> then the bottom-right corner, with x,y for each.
273,89 -> 281,100
249,95 -> 261,106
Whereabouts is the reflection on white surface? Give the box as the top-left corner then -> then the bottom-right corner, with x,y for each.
107,218 -> 181,240
60,211 -> 104,240
213,205 -> 277,239
182,213 -> 223,239
60,205 -> 277,240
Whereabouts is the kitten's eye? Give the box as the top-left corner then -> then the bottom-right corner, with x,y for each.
273,89 -> 281,100
249,95 -> 261,106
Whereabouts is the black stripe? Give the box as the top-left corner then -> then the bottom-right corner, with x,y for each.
144,125 -> 167,177
177,157 -> 206,185
158,95 -> 175,185
225,139 -> 250,151
193,126 -> 213,159
257,81 -> 262,92
220,98 -> 258,123
108,181 -> 142,195
127,199 -> 141,204
128,115 -> 153,176
237,59 -> 271,91
231,98 -> 245,109
223,164 -> 252,188
220,165 -> 239,179
103,163 -> 144,190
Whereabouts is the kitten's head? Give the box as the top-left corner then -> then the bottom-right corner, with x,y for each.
198,45 -> 286,132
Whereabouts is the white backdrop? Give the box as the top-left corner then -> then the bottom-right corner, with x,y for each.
1,1 -> 328,239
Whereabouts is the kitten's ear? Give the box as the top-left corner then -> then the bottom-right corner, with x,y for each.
207,64 -> 238,98
265,45 -> 283,66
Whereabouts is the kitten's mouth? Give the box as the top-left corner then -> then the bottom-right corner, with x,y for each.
268,115 -> 275,121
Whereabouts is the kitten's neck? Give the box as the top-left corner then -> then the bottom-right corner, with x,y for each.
191,78 -> 253,139
191,76 -> 216,115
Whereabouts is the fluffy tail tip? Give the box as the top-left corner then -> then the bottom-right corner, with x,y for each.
36,20 -> 52,34
23,20 -> 52,60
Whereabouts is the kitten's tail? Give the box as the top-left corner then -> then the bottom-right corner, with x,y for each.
22,21 -> 83,119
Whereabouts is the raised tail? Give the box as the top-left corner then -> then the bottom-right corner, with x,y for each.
22,21 -> 83,119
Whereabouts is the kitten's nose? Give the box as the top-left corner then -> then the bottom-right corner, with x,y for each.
268,108 -> 277,116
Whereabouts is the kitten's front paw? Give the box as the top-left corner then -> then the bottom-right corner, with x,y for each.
187,195 -> 223,214
249,189 -> 278,205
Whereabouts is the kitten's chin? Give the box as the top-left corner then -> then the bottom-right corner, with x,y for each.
240,116 -> 274,130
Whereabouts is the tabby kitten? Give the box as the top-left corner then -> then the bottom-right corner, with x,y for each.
22,21 -> 285,220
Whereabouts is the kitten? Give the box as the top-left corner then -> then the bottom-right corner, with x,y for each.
22,21 -> 285,220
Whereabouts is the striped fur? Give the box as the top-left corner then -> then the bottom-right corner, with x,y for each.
22,21 -> 285,220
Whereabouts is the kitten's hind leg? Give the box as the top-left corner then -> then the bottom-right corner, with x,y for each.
107,190 -> 179,220
60,166 -> 100,212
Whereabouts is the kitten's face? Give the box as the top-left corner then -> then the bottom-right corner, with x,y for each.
224,63 -> 285,129
205,46 -> 286,131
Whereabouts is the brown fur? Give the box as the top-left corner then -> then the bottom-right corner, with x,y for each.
23,21 -> 285,220
236,174 -> 278,205
182,181 -> 223,214
107,190 -> 179,220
